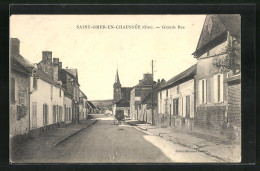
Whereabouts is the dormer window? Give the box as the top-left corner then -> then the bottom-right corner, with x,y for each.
207,18 -> 213,34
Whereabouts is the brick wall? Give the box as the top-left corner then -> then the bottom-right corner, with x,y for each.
228,83 -> 241,126
227,82 -> 241,140
195,105 -> 226,133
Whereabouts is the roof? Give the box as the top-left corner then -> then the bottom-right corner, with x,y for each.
117,101 -> 130,107
35,68 -> 62,87
159,64 -> 196,91
64,69 -> 78,79
10,53 -> 34,70
193,15 -> 241,57
87,101 -> 96,109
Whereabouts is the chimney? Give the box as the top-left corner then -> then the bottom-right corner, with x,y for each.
10,38 -> 20,54
143,73 -> 152,85
58,62 -> 62,70
158,79 -> 160,83
53,58 -> 59,82
139,80 -> 142,83
42,51 -> 52,61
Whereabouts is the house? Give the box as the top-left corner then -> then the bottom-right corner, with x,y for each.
114,99 -> 130,118
79,89 -> 88,120
139,79 -> 166,124
10,38 -> 34,139
192,14 -> 241,140
130,73 -> 154,120
86,101 -> 95,114
59,67 -> 81,124
112,68 -> 131,116
94,106 -> 102,114
30,51 -> 66,133
64,92 -> 73,124
157,65 -> 196,130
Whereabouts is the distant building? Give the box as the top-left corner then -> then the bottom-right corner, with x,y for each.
86,101 -> 96,114
112,68 -> 131,115
130,73 -> 154,120
114,99 -> 130,118
139,79 -> 166,124
59,67 -> 81,124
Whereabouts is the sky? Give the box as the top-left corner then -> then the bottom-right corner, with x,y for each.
10,15 -> 206,100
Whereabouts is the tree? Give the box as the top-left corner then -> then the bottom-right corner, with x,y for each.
213,37 -> 241,75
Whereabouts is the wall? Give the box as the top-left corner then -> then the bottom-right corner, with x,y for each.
130,88 -> 136,119
227,81 -> 241,141
10,71 -> 30,138
157,79 -> 195,130
195,40 -> 229,134
30,77 -> 64,130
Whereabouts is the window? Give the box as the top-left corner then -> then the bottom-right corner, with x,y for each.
199,79 -> 207,104
59,106 -> 63,122
214,74 -> 224,103
160,91 -> 162,99
33,75 -> 37,90
11,78 -> 15,103
32,102 -> 37,127
166,89 -> 168,97
59,88 -> 61,97
43,104 -> 48,125
18,90 -> 25,105
173,98 -> 179,116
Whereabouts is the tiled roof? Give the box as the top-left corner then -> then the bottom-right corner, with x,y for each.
87,101 -> 96,109
11,53 -> 34,70
193,15 -> 241,57
159,64 -> 196,91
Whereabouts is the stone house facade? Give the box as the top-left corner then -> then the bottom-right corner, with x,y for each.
10,38 -> 34,139
192,14 -> 241,140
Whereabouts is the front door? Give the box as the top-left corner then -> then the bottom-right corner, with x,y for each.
32,102 -> 37,127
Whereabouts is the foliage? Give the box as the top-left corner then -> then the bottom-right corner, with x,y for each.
213,41 -> 241,74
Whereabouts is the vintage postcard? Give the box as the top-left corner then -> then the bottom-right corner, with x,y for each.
9,14 -> 241,163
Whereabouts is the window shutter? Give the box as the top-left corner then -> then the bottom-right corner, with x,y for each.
213,75 -> 217,103
204,79 -> 207,104
46,105 -> 49,124
220,74 -> 224,102
198,80 -> 202,104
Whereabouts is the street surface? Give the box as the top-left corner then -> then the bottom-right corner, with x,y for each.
17,114 -> 222,163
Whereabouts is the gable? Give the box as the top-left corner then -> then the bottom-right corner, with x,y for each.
193,15 -> 241,57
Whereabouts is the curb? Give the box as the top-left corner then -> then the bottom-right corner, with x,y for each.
53,120 -> 98,147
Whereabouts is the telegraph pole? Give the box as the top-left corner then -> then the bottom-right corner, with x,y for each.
151,60 -> 154,125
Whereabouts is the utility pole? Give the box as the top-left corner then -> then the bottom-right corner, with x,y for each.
151,60 -> 154,125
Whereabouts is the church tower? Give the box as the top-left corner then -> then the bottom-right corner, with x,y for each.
113,68 -> 121,102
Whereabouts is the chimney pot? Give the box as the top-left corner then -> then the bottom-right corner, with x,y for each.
42,51 -> 52,61
53,58 -> 59,65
